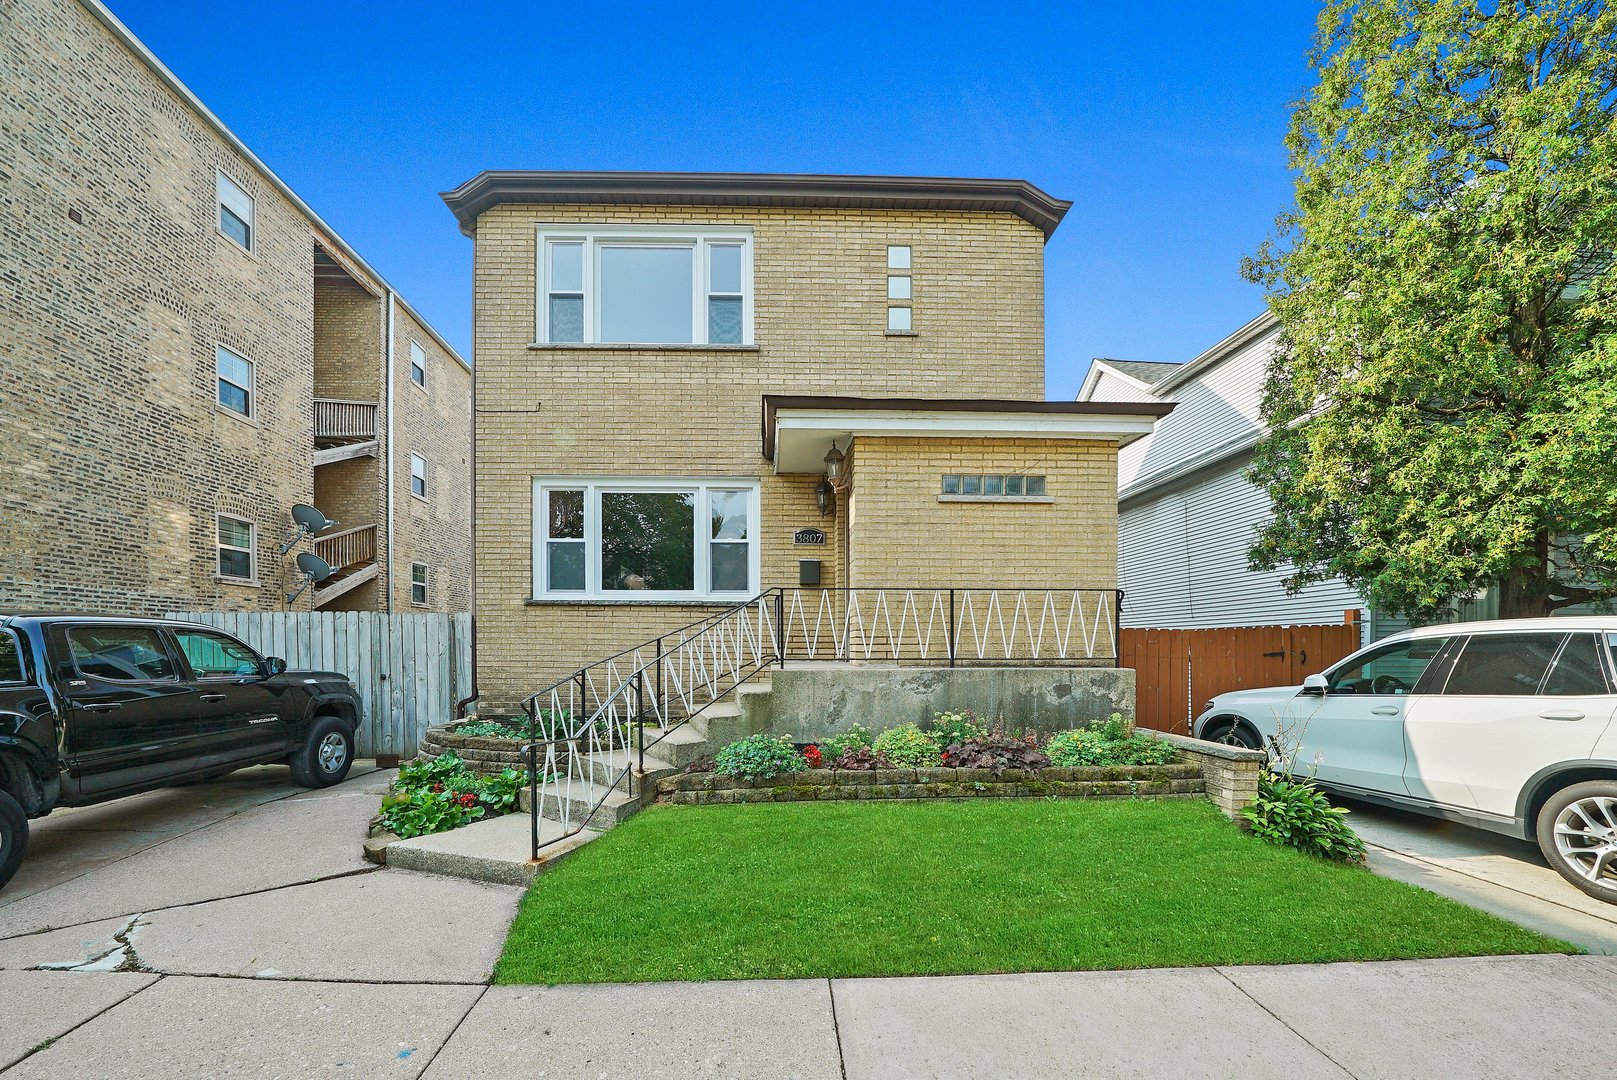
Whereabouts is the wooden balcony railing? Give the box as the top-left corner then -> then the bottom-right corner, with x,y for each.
313,399 -> 377,441
314,523 -> 377,572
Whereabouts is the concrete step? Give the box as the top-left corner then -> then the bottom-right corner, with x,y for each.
683,701 -> 739,740
580,747 -> 681,787
519,774 -> 654,829
642,723 -> 712,767
385,812 -> 595,887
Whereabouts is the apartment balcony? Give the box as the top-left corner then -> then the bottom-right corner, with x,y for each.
311,522 -> 379,607
313,399 -> 379,466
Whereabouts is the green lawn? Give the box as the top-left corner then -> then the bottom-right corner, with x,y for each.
495,798 -> 1572,984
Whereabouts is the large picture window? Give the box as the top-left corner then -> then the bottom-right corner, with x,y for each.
536,226 -> 753,346
534,480 -> 759,600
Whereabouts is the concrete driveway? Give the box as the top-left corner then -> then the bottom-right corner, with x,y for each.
3,766 -> 1616,1078
1342,798 -> 1617,953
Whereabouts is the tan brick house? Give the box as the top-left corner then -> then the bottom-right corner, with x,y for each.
0,0 -> 472,615
442,172 -> 1169,712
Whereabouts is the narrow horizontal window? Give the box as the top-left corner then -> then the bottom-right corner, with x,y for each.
941,475 -> 1048,500
216,345 -> 252,417
537,226 -> 753,346
533,480 -> 759,600
216,172 -> 254,252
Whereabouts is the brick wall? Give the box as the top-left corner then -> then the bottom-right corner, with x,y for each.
469,203 -> 1050,710
848,437 -> 1118,589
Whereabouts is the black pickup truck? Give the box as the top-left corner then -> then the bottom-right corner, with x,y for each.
0,614 -> 363,891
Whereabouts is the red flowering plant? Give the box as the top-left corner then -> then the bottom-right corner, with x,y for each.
802,744 -> 823,768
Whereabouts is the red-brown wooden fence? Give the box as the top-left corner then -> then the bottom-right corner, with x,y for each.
1121,615 -> 1363,734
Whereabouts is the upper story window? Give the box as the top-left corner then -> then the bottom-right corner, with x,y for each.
537,225 -> 753,346
216,172 -> 255,252
409,340 -> 427,389
887,245 -> 913,333
216,345 -> 253,418
409,453 -> 428,499
216,515 -> 256,581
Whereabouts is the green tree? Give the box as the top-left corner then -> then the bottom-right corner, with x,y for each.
1244,1 -> 1617,620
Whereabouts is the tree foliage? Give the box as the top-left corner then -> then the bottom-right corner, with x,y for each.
1244,0 -> 1617,619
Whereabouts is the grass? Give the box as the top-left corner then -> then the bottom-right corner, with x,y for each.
494,798 -> 1573,984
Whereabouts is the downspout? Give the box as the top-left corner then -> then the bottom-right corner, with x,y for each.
384,290 -> 396,614
455,233 -> 479,718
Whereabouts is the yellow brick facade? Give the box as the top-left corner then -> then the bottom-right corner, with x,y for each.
470,201 -> 1080,709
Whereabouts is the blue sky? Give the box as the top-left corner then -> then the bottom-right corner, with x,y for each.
115,0 -> 1319,399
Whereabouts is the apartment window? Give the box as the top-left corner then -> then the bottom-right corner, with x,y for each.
216,172 -> 254,252
216,515 -> 256,581
409,454 -> 428,499
409,341 -> 427,389
410,563 -> 429,606
537,226 -> 753,346
216,345 -> 253,417
535,480 -> 759,600
887,245 -> 913,332
941,475 -> 1047,500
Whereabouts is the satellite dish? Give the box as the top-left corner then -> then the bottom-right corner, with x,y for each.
296,552 -> 334,582
292,503 -> 338,536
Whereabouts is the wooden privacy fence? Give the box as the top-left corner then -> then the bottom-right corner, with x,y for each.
164,611 -> 471,759
1121,618 -> 1363,735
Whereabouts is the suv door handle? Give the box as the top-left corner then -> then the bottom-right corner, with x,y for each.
80,702 -> 121,712
1370,706 -> 1400,716
199,692 -> 227,702
1540,710 -> 1585,721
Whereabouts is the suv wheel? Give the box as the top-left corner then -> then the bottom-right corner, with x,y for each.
290,716 -> 355,788
0,789 -> 28,892
1206,721 -> 1264,752
1536,781 -> 1617,904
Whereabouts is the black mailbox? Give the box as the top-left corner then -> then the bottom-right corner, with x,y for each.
799,559 -> 821,586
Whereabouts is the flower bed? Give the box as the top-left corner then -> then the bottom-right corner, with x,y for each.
371,750 -> 529,839
658,761 -> 1205,804
417,719 -> 537,777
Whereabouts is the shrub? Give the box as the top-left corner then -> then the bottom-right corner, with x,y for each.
455,719 -> 530,740
943,735 -> 1050,774
1044,715 -> 1178,768
829,747 -> 890,771
379,752 -> 531,838
820,724 -> 873,759
1241,771 -> 1366,863
379,788 -> 482,838
929,710 -> 986,748
872,723 -> 943,768
714,734 -> 808,781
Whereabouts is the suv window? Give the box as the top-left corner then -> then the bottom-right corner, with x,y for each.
1327,637 -> 1450,696
0,633 -> 22,683
67,626 -> 177,682
1542,633 -> 1610,696
173,629 -> 261,680
1442,633 -> 1563,696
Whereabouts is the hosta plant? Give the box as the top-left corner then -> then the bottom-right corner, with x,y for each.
713,734 -> 808,781
820,724 -> 873,759
1241,771 -> 1366,864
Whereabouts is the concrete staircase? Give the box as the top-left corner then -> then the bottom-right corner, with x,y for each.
516,677 -> 775,833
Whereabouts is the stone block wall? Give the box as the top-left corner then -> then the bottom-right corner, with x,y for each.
1144,731 -> 1265,820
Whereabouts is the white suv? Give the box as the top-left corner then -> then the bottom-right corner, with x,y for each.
1195,618 -> 1617,903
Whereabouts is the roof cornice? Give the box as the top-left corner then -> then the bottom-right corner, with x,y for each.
440,171 -> 1073,238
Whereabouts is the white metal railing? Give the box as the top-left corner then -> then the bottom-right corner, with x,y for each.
313,398 -> 378,440
778,588 -> 1121,665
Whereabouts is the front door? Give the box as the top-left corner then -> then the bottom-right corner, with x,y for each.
55,624 -> 198,796
1403,632 -> 1617,817
169,626 -> 289,769
1289,635 -> 1453,796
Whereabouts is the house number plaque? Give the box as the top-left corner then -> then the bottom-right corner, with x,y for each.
793,528 -> 826,546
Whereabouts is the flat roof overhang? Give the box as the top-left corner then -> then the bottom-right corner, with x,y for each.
762,395 -> 1176,475
440,172 -> 1072,238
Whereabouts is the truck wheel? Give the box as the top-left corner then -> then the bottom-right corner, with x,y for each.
0,790 -> 28,893
289,716 -> 354,789
1536,781 -> 1617,904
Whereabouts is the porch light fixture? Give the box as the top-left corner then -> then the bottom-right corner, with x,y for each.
817,476 -> 836,517
823,441 -> 847,488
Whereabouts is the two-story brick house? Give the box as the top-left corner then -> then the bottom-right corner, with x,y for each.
1,0 -> 472,615
442,172 -> 1169,712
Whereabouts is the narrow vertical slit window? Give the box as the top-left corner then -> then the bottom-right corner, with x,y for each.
409,454 -> 428,499
709,489 -> 750,592
546,241 -> 585,343
409,341 -> 427,388
707,243 -> 744,344
544,489 -> 586,591
216,172 -> 254,252
216,345 -> 253,417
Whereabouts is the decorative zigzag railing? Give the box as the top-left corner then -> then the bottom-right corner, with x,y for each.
520,587 -> 1122,858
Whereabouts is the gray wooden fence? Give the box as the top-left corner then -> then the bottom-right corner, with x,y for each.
164,611 -> 471,758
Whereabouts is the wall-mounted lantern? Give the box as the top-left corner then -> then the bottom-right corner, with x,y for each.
817,476 -> 836,517
823,440 -> 846,487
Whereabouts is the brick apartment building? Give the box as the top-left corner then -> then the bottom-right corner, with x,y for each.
0,0 -> 472,615
441,172 -> 1170,710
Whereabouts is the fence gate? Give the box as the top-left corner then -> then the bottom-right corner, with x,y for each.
1120,618 -> 1362,734
165,611 -> 471,758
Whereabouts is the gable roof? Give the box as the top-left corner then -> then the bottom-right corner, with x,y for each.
440,171 -> 1072,238
1096,359 -> 1183,386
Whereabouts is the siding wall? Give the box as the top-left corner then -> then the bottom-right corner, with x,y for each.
1086,369 -> 1158,404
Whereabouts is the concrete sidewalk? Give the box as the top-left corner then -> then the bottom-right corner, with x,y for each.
3,955 -> 1614,1078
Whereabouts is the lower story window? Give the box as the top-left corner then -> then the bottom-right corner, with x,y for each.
217,515 -> 255,581
410,563 -> 429,605
534,479 -> 759,600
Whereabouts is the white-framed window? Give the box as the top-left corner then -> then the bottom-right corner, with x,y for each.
216,514 -> 256,581
216,345 -> 253,417
536,225 -> 754,346
410,562 -> 429,605
216,171 -> 254,252
533,479 -> 760,601
409,340 -> 427,389
409,454 -> 428,500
